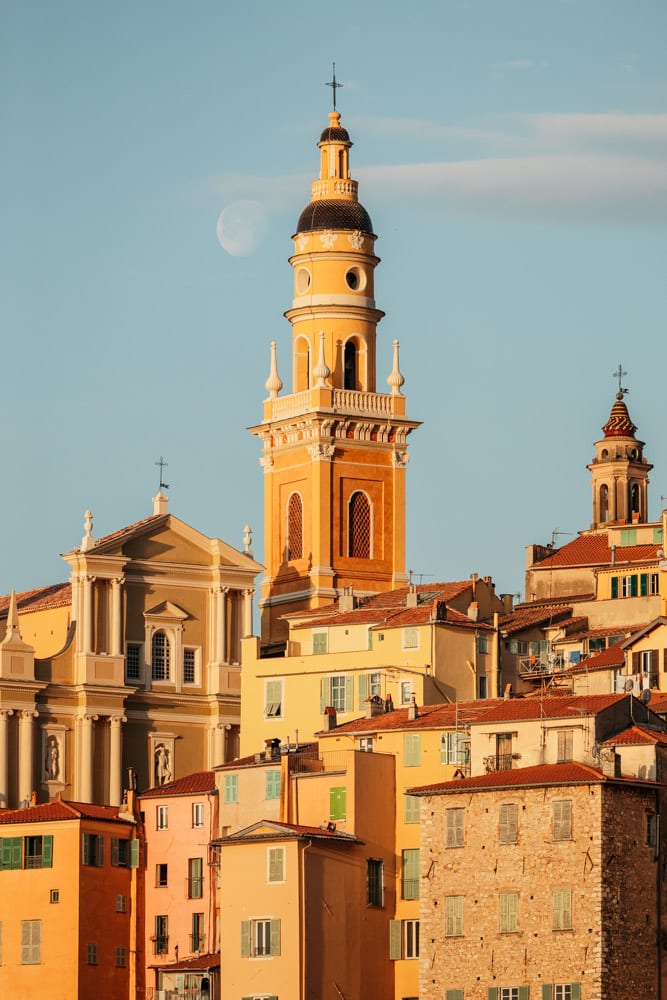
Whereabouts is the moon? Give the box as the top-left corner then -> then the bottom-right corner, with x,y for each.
216,200 -> 268,256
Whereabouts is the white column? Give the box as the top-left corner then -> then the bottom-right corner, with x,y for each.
216,587 -> 229,663
242,588 -> 255,639
18,709 -> 37,805
109,716 -> 126,806
83,576 -> 94,653
79,713 -> 97,803
110,577 -> 124,656
0,710 -> 14,808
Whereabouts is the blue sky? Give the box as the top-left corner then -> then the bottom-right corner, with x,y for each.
3,0 -> 666,601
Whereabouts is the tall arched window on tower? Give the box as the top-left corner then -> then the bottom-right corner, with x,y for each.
286,492 -> 304,561
344,341 -> 357,390
599,484 -> 609,523
152,631 -> 171,682
349,491 -> 372,559
295,337 -> 310,392
630,483 -> 640,515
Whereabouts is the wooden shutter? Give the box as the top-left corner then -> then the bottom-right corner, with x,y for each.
500,892 -> 518,932
129,839 -> 140,868
42,835 -> 53,868
111,837 -> 119,866
320,678 -> 328,712
499,803 -> 517,843
330,786 -> 346,821
518,988 -> 530,1000
97,836 -> 105,867
611,577 -> 618,598
345,675 -> 354,711
404,733 -> 421,766
389,920 -> 402,959
404,794 -> 420,823
240,920 -> 251,957
268,847 -> 284,882
631,575 -> 638,596
570,984 -> 581,1000
446,992 -> 465,1000
640,573 -> 648,596
446,895 -> 463,936
270,919 -> 281,956
2,837 -> 21,870
542,987 -> 552,1000
651,649 -> 659,672
553,800 -> 572,840
358,673 -> 368,708
313,632 -> 327,654
487,989 -> 498,1000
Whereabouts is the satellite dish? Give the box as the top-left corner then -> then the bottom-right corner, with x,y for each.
624,679 -> 634,693
591,743 -> 601,760
640,689 -> 652,705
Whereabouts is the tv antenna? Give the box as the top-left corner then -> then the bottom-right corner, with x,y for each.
155,456 -> 170,491
551,528 -> 572,547
408,569 -> 434,585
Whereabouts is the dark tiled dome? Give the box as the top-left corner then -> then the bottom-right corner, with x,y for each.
296,199 -> 374,235
319,125 -> 350,143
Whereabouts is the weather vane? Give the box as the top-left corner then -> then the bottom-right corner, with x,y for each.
155,456 -> 170,491
612,364 -> 628,397
326,62 -> 342,111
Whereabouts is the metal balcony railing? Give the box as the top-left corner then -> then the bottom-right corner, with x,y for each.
483,753 -> 519,773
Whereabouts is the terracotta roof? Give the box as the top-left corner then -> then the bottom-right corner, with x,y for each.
513,594 -> 594,608
215,743 -> 318,772
149,952 -> 219,972
602,725 -> 667,747
567,644 -> 626,674
320,700 -> 501,736
408,760 -> 658,796
75,513 -> 168,555
470,693 -> 625,724
0,799 -> 127,825
139,771 -> 216,798
602,395 -> 637,437
0,582 -> 72,619
219,819 -> 359,843
533,534 -> 660,570
499,604 -> 574,635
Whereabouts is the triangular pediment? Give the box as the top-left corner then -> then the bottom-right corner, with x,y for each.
144,601 -> 189,622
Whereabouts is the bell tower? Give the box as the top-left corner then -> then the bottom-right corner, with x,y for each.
250,107 -> 420,648
588,378 -> 652,529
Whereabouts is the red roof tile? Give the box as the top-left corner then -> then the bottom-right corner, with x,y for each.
149,953 -> 220,972
320,700 -> 501,736
533,534 -> 660,570
567,644 -> 625,674
499,604 -> 574,635
221,819 -> 358,843
215,744 -> 318,771
470,693 -> 626,724
0,582 -> 71,619
139,771 -> 216,798
62,513 -> 167,558
0,799 -> 127,825
602,725 -> 667,747
408,760 -> 657,795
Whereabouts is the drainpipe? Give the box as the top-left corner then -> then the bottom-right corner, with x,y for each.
299,839 -> 313,1000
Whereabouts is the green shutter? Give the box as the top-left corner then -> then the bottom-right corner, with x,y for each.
330,786 -> 346,821
389,919 -> 402,959
518,988 -> 530,1000
446,992 -> 464,1000
240,920 -> 251,957
344,675 -> 353,711
320,678 -> 328,712
129,839 -> 140,869
270,918 -> 281,956
97,836 -> 105,867
266,770 -> 280,800
611,576 -> 618,598
640,573 -> 648,596
313,632 -> 327,654
2,837 -> 22,870
41,835 -> 53,869
358,673 -> 368,708
631,574 -> 638,597
404,794 -> 421,824
570,984 -> 581,1000
488,990 -> 498,1000
542,986 -> 552,1000
404,733 -> 421,766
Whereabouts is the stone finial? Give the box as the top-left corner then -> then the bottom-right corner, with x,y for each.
243,524 -> 253,557
387,339 -> 405,395
1,591 -> 21,644
265,341 -> 283,399
80,509 -> 95,551
313,331 -> 331,388
152,491 -> 169,516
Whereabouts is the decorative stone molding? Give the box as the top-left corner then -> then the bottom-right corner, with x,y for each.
393,450 -> 410,468
259,455 -> 274,471
150,734 -> 176,787
296,234 -> 309,252
307,443 -> 335,461
41,726 -> 67,785
319,230 -> 338,250
348,230 -> 365,250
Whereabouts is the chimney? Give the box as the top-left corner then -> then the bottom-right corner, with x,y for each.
407,693 -> 418,721
600,748 -> 621,778
322,707 -> 337,730
153,490 -> 169,516
610,545 -> 616,567
338,586 -> 357,613
406,584 -> 419,608
504,683 -> 513,700
500,593 -> 514,614
365,696 -> 384,719
468,602 -> 479,622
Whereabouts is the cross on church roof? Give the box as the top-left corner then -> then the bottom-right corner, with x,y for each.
326,62 -> 343,110
612,364 -> 628,397
155,456 -> 170,491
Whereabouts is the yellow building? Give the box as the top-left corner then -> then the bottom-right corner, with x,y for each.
0,493 -> 261,807
249,108 -> 420,650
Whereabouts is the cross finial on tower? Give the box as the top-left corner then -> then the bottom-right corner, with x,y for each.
326,62 -> 343,110
612,364 -> 628,398
155,456 -> 170,491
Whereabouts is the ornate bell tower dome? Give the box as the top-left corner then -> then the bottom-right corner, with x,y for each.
588,373 -> 652,529
250,103 -> 420,648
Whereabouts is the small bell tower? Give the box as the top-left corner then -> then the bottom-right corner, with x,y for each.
250,103 -> 420,648
588,369 -> 652,528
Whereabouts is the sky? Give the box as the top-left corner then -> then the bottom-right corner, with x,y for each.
2,0 -> 666,603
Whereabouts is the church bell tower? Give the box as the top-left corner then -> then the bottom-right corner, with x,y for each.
250,106 -> 420,647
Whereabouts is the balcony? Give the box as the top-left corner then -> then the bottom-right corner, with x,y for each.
189,932 -> 205,954
483,753 -> 520,773
289,748 -> 349,775
519,653 -> 567,677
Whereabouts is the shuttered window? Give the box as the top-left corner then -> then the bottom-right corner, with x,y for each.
553,800 -> 572,840
446,808 -> 465,847
404,733 -> 421,767
21,920 -> 41,964
265,770 -> 281,800
404,793 -> 421,824
267,847 -> 285,883
499,803 -> 518,844
445,895 -> 464,936
499,892 -> 518,933
329,787 -> 346,821
553,888 -> 573,930
402,849 -> 420,900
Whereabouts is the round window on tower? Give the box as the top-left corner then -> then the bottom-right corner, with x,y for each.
345,266 -> 366,292
295,267 -> 311,295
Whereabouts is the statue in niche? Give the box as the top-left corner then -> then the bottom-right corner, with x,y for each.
154,744 -> 172,786
45,736 -> 60,781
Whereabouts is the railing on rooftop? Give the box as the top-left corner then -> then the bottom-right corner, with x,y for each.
268,388 -> 394,421
483,753 -> 519,773
519,653 -> 568,677
289,749 -> 349,774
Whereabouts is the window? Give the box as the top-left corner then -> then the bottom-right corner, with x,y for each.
111,837 -> 129,867
287,492 -> 303,560
647,812 -> 659,847
188,858 -> 203,899
440,732 -> 468,766
87,943 -> 98,965
156,863 -> 168,887
404,793 -> 421,824
320,674 -> 353,712
499,803 -> 518,844
403,627 -> 419,649
0,837 -> 21,870
400,680 -> 412,705
389,920 -> 420,960
329,786 -> 346,821
494,732 -> 513,770
192,802 -> 204,828
344,339 -> 357,389
445,895 -> 464,936
82,833 -> 104,867
358,671 -> 381,706
23,835 -> 53,869
126,643 -> 141,681
555,728 -> 574,763
366,858 -> 383,907
499,892 -> 519,933
156,805 -> 169,830
495,989 -> 529,1000
547,985 -> 581,1000
265,770 -> 281,800
349,491 -> 371,558
619,574 -> 638,598
183,648 -> 197,684
401,848 -> 420,900
50,889 -> 59,904
115,894 -> 127,913
264,679 -> 283,719
267,847 -> 285,883
115,947 -> 126,968
445,808 -> 465,848
477,634 -> 489,654
359,737 -> 374,753
151,630 -> 171,681
191,912 -> 205,952
21,921 -> 41,965
404,733 -> 421,767
224,774 -> 238,804
154,915 -> 168,955
553,800 -> 572,841
479,675 -> 488,699
330,675 -> 347,711
241,918 -> 281,957
553,888 -> 573,930
313,631 -> 328,654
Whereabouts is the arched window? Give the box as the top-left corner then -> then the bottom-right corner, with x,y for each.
344,341 -> 357,390
599,484 -> 609,522
152,631 -> 171,682
295,338 -> 310,392
287,492 -> 303,561
349,491 -> 371,559
630,483 -> 640,514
